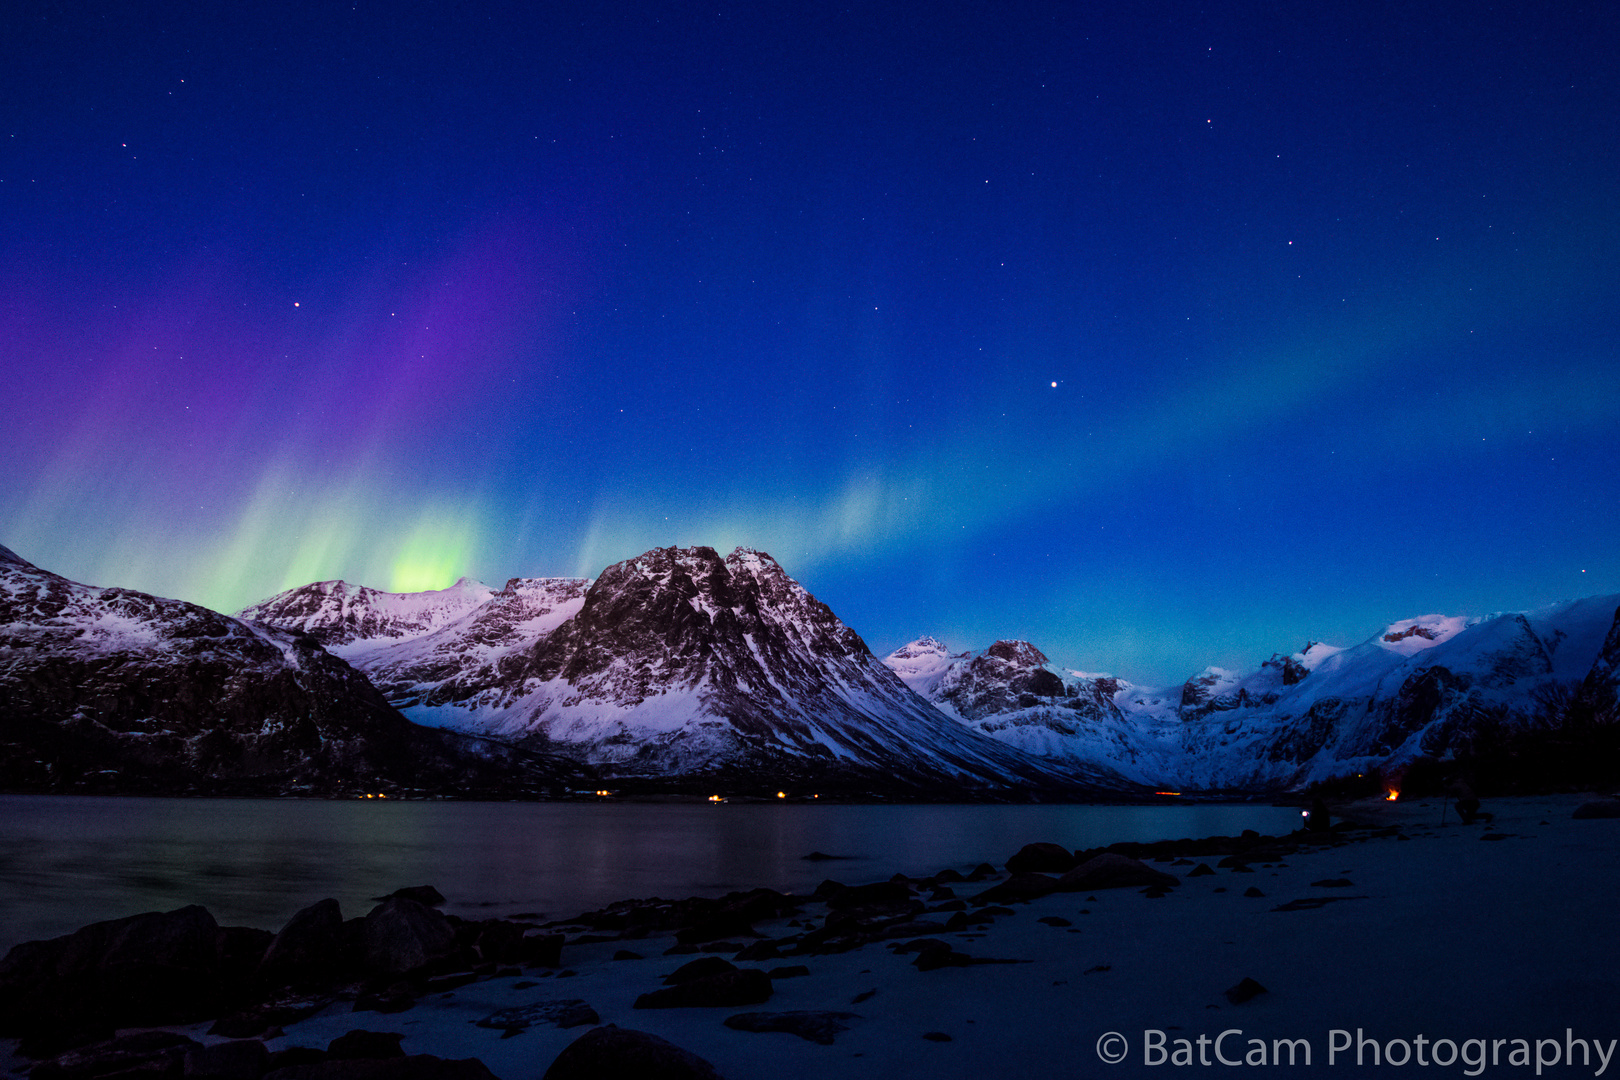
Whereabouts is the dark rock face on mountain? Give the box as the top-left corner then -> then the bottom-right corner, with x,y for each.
1571,604 -> 1620,727
0,546 -> 590,796
484,547 -> 1110,794
932,641 -> 1067,720
884,636 -> 1144,770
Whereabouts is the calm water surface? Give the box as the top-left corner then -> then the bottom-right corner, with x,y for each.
0,796 -> 1300,952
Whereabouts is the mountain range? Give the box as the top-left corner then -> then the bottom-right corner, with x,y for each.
4,540 -> 1617,797
0,545 -> 591,796
882,596 -> 1620,790
241,546 -> 1104,795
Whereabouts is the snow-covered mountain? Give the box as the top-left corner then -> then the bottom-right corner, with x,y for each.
884,636 -> 1183,785
0,545 -> 591,795
237,576 -> 499,647
1572,606 -> 1620,727
331,577 -> 592,711
246,546 -> 1114,795
13,531 -> 1615,796
885,596 -> 1620,790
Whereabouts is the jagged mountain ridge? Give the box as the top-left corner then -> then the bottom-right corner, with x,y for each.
13,532 -> 1615,796
884,596 -> 1620,789
0,545 -> 592,795
237,576 -> 498,646
884,636 -> 1181,784
354,576 -> 593,710
249,547 -> 1116,794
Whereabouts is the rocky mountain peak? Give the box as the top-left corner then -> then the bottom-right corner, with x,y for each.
519,544 -> 872,694
1384,624 -> 1438,643
888,636 -> 953,660
336,545 -> 1092,793
1261,652 -> 1311,686
986,640 -> 1049,667
0,544 -> 34,570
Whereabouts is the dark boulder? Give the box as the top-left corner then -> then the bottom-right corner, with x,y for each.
468,920 -> 528,965
218,926 -> 275,985
713,887 -> 797,922
260,900 -> 347,986
723,1010 -> 859,1045
1225,977 -> 1268,1004
0,905 -> 234,1054
674,913 -> 755,945
661,957 -> 737,985
327,1031 -> 405,1060
473,1000 -> 599,1032
1572,800 -> 1620,819
182,1039 -> 270,1080
1004,843 -> 1078,874
29,1031 -> 201,1080
768,964 -> 810,979
823,881 -> 912,912
971,872 -> 1059,905
909,941 -> 1022,972
87,904 -> 226,1018
633,968 -> 772,1009
542,1025 -> 726,1080
1056,854 -> 1179,891
518,930 -> 564,967
731,940 -> 780,962
361,898 -> 458,976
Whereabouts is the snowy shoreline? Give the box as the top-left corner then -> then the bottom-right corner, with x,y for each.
6,792 -> 1620,1079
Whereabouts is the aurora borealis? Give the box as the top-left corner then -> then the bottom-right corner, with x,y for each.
4,2 -> 1617,684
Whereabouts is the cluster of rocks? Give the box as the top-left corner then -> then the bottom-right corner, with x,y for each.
2,822 -> 1389,1080
0,886 -> 563,1058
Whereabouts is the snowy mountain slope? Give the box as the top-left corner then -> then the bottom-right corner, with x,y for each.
884,637 -> 1185,787
251,546 -> 1120,795
1571,602 -> 1620,726
338,576 -> 591,708
0,545 -> 591,795
887,595 -> 1620,790
237,577 -> 497,647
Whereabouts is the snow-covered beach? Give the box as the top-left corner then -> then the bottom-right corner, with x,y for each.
7,792 -> 1619,1079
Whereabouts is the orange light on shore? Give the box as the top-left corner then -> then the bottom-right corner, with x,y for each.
776,791 -> 786,799
708,794 -> 724,803
1154,791 -> 1183,796
1386,790 -> 1400,802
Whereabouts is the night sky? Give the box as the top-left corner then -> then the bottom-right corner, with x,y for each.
4,1 -> 1617,685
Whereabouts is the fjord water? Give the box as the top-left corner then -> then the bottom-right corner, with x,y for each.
0,796 -> 1299,952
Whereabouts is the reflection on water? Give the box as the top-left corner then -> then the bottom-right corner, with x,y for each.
0,795 -> 1300,952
